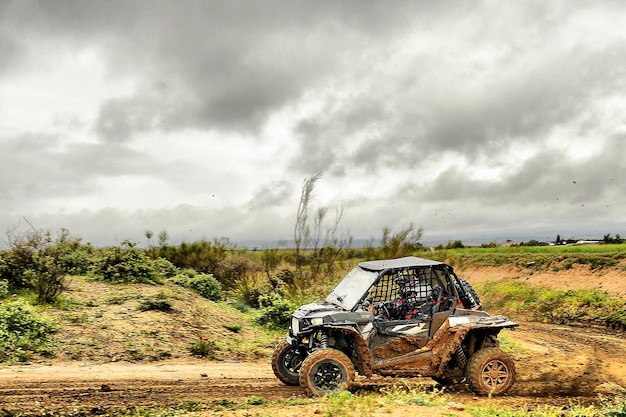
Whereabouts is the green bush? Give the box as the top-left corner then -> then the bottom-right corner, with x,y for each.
230,273 -> 269,308
0,301 -> 55,361
246,396 -> 266,406
214,253 -> 263,289
189,274 -> 222,301
50,231 -> 94,276
171,269 -> 222,301
90,246 -> 161,285
605,309 -> 626,329
0,279 -> 8,299
256,292 -> 295,329
0,229 -> 81,303
160,238 -> 231,274
24,252 -> 67,304
152,257 -> 179,279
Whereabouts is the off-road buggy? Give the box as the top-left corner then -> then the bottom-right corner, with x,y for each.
272,256 -> 518,396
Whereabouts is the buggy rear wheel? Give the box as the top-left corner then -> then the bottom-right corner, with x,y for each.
271,340 -> 303,386
466,347 -> 515,395
299,348 -> 355,396
456,277 -> 482,310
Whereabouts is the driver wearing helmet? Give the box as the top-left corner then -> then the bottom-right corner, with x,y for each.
389,273 -> 432,320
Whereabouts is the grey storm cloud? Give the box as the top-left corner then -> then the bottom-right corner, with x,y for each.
0,0 -> 461,141
0,133 -> 155,210
418,135 -> 624,198
245,181 -> 293,211
1,0 -> 625,246
291,24 -> 626,175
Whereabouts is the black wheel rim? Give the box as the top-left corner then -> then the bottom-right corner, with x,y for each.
480,359 -> 510,391
283,348 -> 302,375
312,360 -> 345,392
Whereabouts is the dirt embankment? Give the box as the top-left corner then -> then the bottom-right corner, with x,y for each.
457,264 -> 626,297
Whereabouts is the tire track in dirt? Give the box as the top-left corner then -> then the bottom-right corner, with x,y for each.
0,377 -> 301,413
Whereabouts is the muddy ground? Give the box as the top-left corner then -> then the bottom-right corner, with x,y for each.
0,321 -> 624,416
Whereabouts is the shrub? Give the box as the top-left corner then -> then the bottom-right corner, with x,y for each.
160,238 -> 231,274
0,301 -> 55,361
0,279 -> 8,299
230,273 -> 269,308
213,253 -> 263,288
90,246 -> 161,285
188,274 -> 222,301
0,230 -> 48,288
24,253 -> 67,304
256,292 -> 295,329
261,248 -> 282,276
152,257 -> 179,279
51,231 -> 94,276
171,269 -> 222,301
0,229 -> 80,304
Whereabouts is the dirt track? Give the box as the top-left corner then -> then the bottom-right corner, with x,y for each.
1,321 -> 624,415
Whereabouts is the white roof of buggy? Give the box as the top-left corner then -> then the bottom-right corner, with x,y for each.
358,256 -> 443,271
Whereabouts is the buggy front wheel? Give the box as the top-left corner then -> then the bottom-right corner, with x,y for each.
271,340 -> 303,386
299,348 -> 355,396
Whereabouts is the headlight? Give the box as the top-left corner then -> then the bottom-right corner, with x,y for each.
310,317 -> 324,326
291,317 -> 300,335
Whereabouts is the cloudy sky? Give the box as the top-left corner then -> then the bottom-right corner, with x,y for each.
1,1 -> 625,248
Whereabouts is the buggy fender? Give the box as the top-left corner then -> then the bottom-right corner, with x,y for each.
321,325 -> 374,377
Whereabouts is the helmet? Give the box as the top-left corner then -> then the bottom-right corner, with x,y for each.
401,284 -> 432,302
395,274 -> 416,286
400,285 -> 415,294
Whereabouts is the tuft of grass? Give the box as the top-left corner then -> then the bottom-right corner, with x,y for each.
189,337 -> 217,358
320,383 -> 446,417
223,323 -> 242,333
246,395 -> 266,406
323,391 -> 377,417
179,398 -> 206,412
106,295 -> 131,305
379,383 -> 448,407
65,312 -> 90,325
138,293 -> 174,312
53,296 -> 84,311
